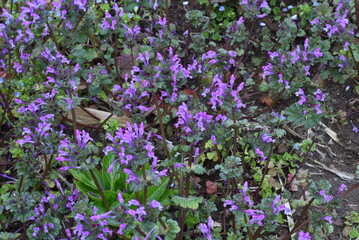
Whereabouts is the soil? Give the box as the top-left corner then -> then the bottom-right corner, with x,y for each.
303,82 -> 359,239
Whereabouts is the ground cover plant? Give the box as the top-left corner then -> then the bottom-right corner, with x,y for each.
0,0 -> 358,239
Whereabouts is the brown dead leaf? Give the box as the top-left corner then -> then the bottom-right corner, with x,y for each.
182,89 -> 199,99
259,93 -> 274,107
206,180 -> 218,194
66,107 -> 131,127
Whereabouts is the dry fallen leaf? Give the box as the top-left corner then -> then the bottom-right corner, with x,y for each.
259,92 -> 274,107
206,180 -> 218,194
66,107 -> 131,127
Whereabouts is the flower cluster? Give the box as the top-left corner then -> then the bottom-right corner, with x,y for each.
56,130 -> 99,171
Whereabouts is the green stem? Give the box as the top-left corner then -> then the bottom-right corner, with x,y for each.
258,142 -> 274,189
34,155 -> 54,191
154,99 -> 169,158
135,226 -> 147,238
18,175 -> 24,192
90,169 -> 109,211
0,89 -> 15,122
348,45 -> 359,72
354,0 -> 359,33
113,34 -> 122,85
142,165 -> 147,205
286,138 -> 316,188
46,22 -> 60,52
67,90 -> 78,142
0,216 -> 6,232
71,11 -> 86,33
164,0 -> 170,31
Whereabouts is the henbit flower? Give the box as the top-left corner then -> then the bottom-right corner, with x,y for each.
321,216 -> 333,224
262,133 -> 275,143
318,190 -> 333,203
298,231 -> 311,240
309,48 -> 323,58
351,121 -> 358,133
157,16 -> 167,27
149,200 -> 163,211
199,217 -> 213,240
244,209 -> 266,226
338,184 -> 347,196
271,195 -> 288,215
90,211 -> 113,221
75,130 -> 93,149
255,147 -> 267,161
241,181 -> 254,206
223,199 -> 239,212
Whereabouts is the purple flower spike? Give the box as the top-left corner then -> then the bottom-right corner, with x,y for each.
321,216 -> 333,224
318,190 -> 333,203
75,130 -> 93,149
298,231 -> 311,240
338,184 -> 347,196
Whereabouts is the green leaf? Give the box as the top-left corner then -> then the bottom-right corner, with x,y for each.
172,196 -> 204,210
147,178 -> 170,202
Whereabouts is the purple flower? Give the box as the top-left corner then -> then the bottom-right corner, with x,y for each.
351,121 -> 358,133
310,48 -> 323,58
74,0 -> 87,10
223,199 -> 239,211
241,182 -> 254,206
271,195 -> 287,215
262,63 -> 274,78
90,211 -> 113,221
149,200 -> 163,211
262,133 -> 275,143
338,184 -> 347,196
314,104 -> 323,114
321,216 -> 333,224
199,217 -> 213,240
255,147 -> 267,161
13,62 -> 23,73
298,231 -> 311,240
318,190 -> 333,203
123,168 -> 140,184
75,130 -> 93,149
295,88 -> 307,105
244,209 -> 266,226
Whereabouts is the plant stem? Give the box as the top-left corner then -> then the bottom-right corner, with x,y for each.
46,22 -> 60,52
142,165 -> 147,204
0,89 -> 15,122
89,169 -> 109,210
164,0 -> 170,31
34,155 -> 54,191
286,138 -> 316,188
280,198 -> 314,240
67,90 -> 78,143
340,182 -> 359,198
354,0 -> 359,33
154,98 -> 169,158
258,142 -> 274,189
113,34 -> 122,85
0,217 -> 6,232
18,175 -> 24,192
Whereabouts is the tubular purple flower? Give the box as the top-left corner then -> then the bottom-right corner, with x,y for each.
90,211 -> 113,221
75,130 -> 93,149
318,190 -> 333,203
244,209 -> 266,226
117,223 -> 126,235
338,184 -> 347,196
262,133 -> 276,143
321,216 -> 333,224
298,231 -> 311,240
149,200 -> 163,211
